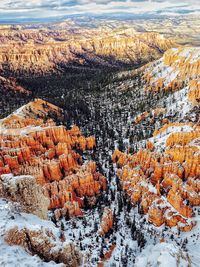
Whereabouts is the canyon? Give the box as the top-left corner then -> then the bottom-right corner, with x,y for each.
0,26 -> 174,75
0,99 -> 106,219
0,98 -> 108,266
0,20 -> 199,267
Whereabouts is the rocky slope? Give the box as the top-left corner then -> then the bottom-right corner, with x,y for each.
0,98 -> 110,265
113,47 -> 200,233
0,22 -> 199,265
0,25 -> 175,75
0,75 -> 30,95
0,98 -> 106,219
0,199 -> 82,267
143,47 -> 200,94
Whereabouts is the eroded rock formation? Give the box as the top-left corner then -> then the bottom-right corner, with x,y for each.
113,122 -> 200,231
0,99 -> 106,219
188,80 -> 200,106
0,174 -> 49,220
143,47 -> 200,102
0,26 -> 174,75
99,208 -> 113,236
0,75 -> 31,95
4,226 -> 82,266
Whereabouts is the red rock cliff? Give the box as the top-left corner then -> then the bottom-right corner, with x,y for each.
113,122 -> 200,231
0,99 -> 106,219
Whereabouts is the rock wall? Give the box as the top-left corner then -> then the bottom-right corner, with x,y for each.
4,218 -> 82,266
113,122 -> 200,231
0,174 -> 49,220
0,27 -> 174,74
99,208 -> 113,236
188,80 -> 200,105
143,47 -> 200,101
0,99 -> 106,219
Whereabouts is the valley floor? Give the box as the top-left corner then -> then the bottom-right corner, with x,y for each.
0,46 -> 199,266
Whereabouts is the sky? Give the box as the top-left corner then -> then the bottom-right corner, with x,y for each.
0,0 -> 199,22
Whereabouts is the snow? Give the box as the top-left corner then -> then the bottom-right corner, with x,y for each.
0,124 -> 64,136
164,86 -> 192,118
12,103 -> 27,116
147,183 -> 157,194
178,47 -> 200,63
135,242 -> 188,267
145,47 -> 200,91
0,199 -> 64,267
0,103 -> 28,127
0,44 -> 199,267
149,124 -> 194,150
178,211 -> 200,266
0,239 -> 62,267
150,61 -> 179,87
143,84 -> 195,150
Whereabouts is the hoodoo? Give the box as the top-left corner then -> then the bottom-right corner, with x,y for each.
0,99 -> 106,219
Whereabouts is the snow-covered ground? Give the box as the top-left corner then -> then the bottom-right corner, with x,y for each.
0,45 -> 199,266
163,86 -> 192,119
145,47 -> 200,87
61,196 -> 198,267
137,84 -> 195,151
149,124 -> 194,150
0,199 -> 63,267
59,165 -> 199,267
150,60 -> 179,87
134,242 -> 189,267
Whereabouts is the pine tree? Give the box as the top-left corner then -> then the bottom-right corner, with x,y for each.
60,221 -> 65,231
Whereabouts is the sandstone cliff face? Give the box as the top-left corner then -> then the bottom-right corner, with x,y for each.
99,208 -> 113,236
113,122 -> 200,231
0,26 -> 174,74
0,199 -> 82,266
188,80 -> 200,105
142,47 -> 200,106
0,174 -> 49,220
4,226 -> 82,266
0,99 -> 106,219
0,75 -> 31,95
121,45 -> 200,230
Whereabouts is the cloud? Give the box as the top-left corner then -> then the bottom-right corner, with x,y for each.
0,0 -> 199,22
